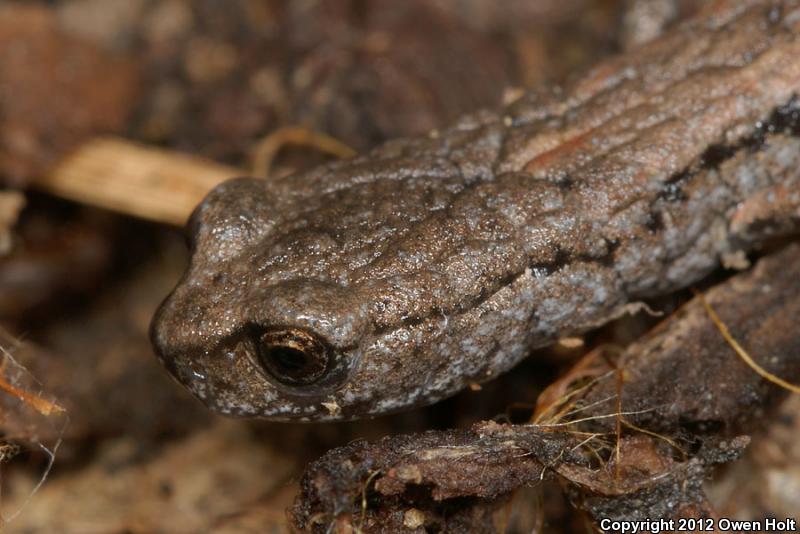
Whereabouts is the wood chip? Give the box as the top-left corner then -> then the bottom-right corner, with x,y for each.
35,137 -> 242,226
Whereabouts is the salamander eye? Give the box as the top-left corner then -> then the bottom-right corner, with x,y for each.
254,328 -> 332,386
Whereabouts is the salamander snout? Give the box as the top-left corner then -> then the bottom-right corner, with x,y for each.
149,269 -> 376,420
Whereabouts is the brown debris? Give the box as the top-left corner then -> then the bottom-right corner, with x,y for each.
290,420 -> 747,532
128,0 -> 619,166
0,419 -> 298,533
581,244 -> 800,437
2,240 -> 205,452
290,424 -> 576,533
21,247 -> 208,448
0,5 -> 140,187
711,395 -> 800,519
0,206 -> 118,323
131,0 -> 519,164
0,191 -> 25,255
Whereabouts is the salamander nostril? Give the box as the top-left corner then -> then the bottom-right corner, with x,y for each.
254,328 -> 331,386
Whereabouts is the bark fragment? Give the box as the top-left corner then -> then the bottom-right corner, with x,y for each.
582,244 -> 800,437
0,5 -> 140,186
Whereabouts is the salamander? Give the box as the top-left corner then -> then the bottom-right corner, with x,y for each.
151,0 -> 800,421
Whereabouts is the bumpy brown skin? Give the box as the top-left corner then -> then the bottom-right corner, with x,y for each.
152,0 -> 800,421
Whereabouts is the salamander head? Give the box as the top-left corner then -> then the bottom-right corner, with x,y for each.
150,175 -> 518,421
